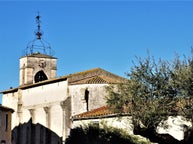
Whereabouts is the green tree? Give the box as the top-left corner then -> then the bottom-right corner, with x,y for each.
106,53 -> 193,144
169,54 -> 193,132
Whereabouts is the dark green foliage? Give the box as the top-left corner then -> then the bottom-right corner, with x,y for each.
106,50 -> 193,143
106,56 -> 177,129
65,125 -> 140,144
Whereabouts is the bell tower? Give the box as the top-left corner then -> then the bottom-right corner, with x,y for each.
19,14 -> 57,86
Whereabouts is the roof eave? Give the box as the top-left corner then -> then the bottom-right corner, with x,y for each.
1,76 -> 68,93
0,105 -> 14,113
72,113 -> 130,121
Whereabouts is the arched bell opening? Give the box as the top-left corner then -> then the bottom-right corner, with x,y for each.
34,70 -> 48,83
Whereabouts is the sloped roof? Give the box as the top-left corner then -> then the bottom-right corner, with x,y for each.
1,68 -> 127,93
72,106 -> 113,120
68,68 -> 127,85
72,106 -> 129,120
0,105 -> 14,113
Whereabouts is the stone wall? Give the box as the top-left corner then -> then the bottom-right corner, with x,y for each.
70,84 -> 107,116
2,80 -> 70,143
2,69 -> 117,143
0,108 -> 13,144
21,80 -> 68,137
2,92 -> 19,129
19,54 -> 57,85
73,115 -> 192,141
72,116 -> 133,134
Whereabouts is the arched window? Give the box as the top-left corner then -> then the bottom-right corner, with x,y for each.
34,70 -> 48,83
85,89 -> 89,111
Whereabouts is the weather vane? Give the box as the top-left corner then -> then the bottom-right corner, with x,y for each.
24,12 -> 54,56
35,13 -> 43,39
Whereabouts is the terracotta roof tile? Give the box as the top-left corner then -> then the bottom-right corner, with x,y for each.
1,68 -> 127,93
68,68 -> 127,85
70,75 -> 123,85
72,106 -> 112,119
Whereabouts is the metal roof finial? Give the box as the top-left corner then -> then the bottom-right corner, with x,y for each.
35,12 -> 43,39
24,13 -> 54,56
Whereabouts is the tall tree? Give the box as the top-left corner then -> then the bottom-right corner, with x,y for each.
106,53 -> 193,143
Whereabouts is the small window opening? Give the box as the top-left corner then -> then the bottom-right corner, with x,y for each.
85,89 -> 89,111
0,114 -> 1,127
5,114 -> 8,131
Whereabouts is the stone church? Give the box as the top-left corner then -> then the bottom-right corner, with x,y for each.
1,15 -> 125,144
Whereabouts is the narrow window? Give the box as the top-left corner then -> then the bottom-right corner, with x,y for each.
0,113 -> 1,127
5,114 -> 8,131
85,89 -> 89,111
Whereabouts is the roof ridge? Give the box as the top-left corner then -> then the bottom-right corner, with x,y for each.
66,67 -> 102,77
1,67 -> 126,93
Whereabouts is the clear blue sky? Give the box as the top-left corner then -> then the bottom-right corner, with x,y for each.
0,1 -> 192,103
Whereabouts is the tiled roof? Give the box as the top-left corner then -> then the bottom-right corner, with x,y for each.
72,106 -> 112,120
70,75 -> 124,85
68,68 -> 127,85
72,106 -> 129,120
87,76 -> 108,84
1,68 -> 127,93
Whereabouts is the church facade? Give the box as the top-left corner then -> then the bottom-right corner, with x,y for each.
1,15 -> 126,143
2,53 -> 125,144
2,54 -> 125,143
